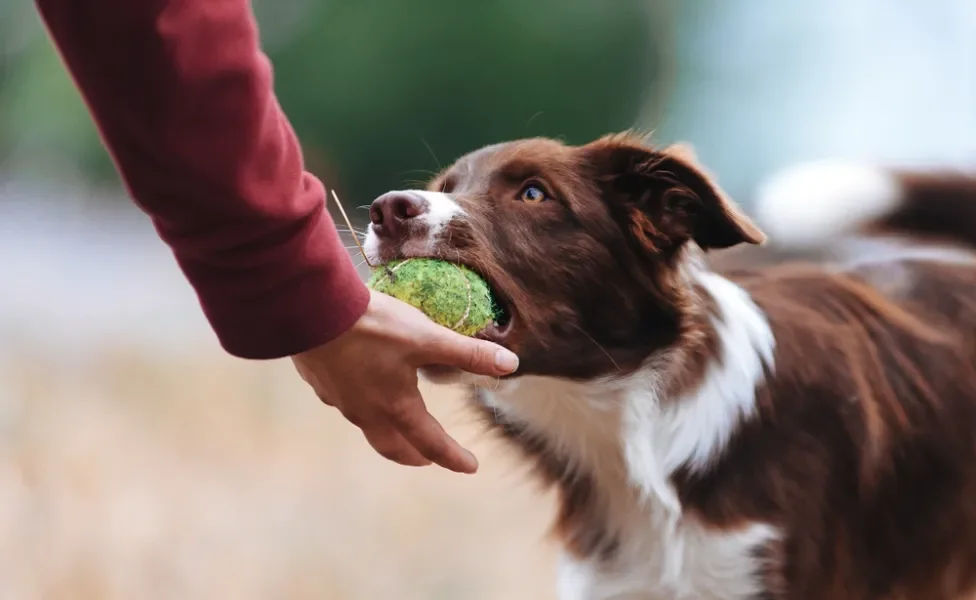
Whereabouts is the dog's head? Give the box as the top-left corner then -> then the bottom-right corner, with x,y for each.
364,133 -> 764,380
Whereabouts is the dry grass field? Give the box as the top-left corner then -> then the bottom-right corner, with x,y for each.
0,346 -> 560,600
0,193 -> 559,600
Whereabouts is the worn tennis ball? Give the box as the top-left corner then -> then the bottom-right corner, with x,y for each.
367,258 -> 500,336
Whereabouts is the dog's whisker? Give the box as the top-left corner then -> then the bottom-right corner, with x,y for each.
567,324 -> 621,372
399,168 -> 440,177
419,137 -> 441,170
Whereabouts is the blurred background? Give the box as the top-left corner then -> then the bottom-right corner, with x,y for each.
0,1 -> 974,598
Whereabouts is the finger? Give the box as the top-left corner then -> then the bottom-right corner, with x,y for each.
361,424 -> 432,467
311,388 -> 339,410
387,392 -> 479,474
420,329 -> 519,377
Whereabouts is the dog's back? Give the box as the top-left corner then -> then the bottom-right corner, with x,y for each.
702,161 -> 976,599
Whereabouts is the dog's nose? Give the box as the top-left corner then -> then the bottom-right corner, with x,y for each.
369,191 -> 426,240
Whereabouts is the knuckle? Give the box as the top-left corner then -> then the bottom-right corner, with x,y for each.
315,391 -> 335,407
387,397 -> 417,424
415,331 -> 449,360
402,420 -> 451,460
363,430 -> 401,457
342,410 -> 367,427
466,343 -> 488,371
418,435 -> 449,459
377,446 -> 407,462
373,440 -> 417,465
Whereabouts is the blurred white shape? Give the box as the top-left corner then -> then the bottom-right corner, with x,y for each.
753,159 -> 900,248
657,0 -> 976,202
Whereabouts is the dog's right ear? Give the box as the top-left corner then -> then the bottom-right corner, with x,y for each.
581,134 -> 765,254
662,141 -> 699,164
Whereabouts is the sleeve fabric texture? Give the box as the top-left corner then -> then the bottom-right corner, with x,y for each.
34,0 -> 370,359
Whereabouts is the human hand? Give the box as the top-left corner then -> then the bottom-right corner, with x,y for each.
292,290 -> 519,474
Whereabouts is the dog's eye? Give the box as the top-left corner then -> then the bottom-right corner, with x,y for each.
518,185 -> 547,204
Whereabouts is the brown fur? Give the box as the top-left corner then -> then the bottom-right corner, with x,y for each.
370,132 -> 976,599
478,397 -> 620,561
682,262 -> 976,599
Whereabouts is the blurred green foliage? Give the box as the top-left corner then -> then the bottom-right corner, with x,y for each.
261,0 -> 666,203
1,0 -> 672,211
0,17 -> 118,182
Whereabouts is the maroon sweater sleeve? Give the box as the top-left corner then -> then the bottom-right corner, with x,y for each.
34,0 -> 370,359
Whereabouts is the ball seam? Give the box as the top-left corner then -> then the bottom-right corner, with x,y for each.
448,262 -> 473,331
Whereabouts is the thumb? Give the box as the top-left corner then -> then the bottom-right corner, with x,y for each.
422,328 -> 519,377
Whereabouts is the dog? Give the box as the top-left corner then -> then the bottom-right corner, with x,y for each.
363,132 -> 976,600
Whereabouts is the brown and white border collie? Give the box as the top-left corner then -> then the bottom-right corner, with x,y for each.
363,132 -> 976,600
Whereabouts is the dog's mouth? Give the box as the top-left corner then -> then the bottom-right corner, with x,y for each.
374,252 -> 518,346
475,279 -> 516,345
443,260 -> 517,346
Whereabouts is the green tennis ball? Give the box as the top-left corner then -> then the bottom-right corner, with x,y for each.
367,258 -> 500,336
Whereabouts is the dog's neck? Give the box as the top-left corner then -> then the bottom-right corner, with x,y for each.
472,266 -> 776,561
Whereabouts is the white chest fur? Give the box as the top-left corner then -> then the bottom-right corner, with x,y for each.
473,273 -> 779,600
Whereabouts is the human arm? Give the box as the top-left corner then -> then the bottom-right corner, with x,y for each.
34,0 -> 367,359
33,0 -> 519,472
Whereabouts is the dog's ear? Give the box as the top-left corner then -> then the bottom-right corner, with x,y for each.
662,141 -> 699,164
582,136 -> 765,254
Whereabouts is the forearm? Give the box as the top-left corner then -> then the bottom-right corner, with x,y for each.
34,0 -> 369,358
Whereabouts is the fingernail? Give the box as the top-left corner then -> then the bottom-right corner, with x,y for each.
463,450 -> 479,473
495,349 -> 519,372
